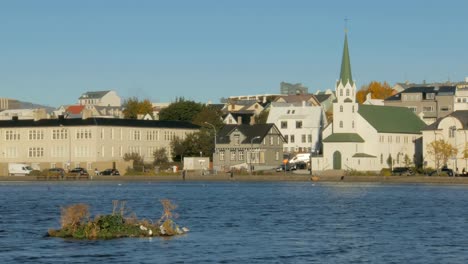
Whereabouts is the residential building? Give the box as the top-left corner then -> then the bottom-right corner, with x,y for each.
384,86 -> 456,125
222,100 -> 264,125
421,110 -> 468,173
0,108 -> 48,120
314,89 -> 336,113
0,116 -> 199,175
266,101 -> 327,155
280,82 -> 309,95
78,90 -> 122,107
213,124 -> 285,172
455,88 -> 468,111
273,94 -> 320,106
313,32 -> 426,172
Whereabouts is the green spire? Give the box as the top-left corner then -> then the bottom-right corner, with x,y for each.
339,33 -> 353,86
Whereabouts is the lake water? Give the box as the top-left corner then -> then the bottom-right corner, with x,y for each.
1,181 -> 468,263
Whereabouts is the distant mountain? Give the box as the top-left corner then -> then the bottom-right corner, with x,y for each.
18,101 -> 56,112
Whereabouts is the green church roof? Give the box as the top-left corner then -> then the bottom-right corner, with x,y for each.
338,33 -> 353,86
323,133 -> 364,143
358,104 -> 426,134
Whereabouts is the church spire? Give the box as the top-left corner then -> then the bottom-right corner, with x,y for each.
338,32 -> 353,86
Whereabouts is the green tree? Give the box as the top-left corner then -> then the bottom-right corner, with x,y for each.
192,106 -> 224,128
426,139 -> 458,170
386,154 -> 393,169
170,130 -> 214,162
255,109 -> 269,124
122,97 -> 153,119
159,98 -> 204,122
153,148 -> 169,166
123,152 -> 144,171
403,154 -> 412,167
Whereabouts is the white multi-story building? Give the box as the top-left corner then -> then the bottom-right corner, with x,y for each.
267,101 -> 326,154
0,116 -> 198,175
78,90 -> 122,107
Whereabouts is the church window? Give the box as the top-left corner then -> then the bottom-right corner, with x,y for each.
340,105 -> 343,112
339,121 -> 343,128
346,89 -> 350,96
352,105 -> 355,113
296,121 -> 303,128
340,89 -> 343,96
352,121 -> 354,128
380,154 -> 383,164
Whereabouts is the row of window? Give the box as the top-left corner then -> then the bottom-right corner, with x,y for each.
283,134 -> 313,144
218,150 -> 280,162
281,121 -> 303,129
339,88 -> 354,97
378,135 -> 417,143
407,105 -> 452,112
2,129 -> 183,141
4,146 -> 165,159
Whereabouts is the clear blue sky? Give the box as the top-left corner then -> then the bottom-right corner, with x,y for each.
0,0 -> 467,107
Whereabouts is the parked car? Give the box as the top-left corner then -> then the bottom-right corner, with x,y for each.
100,169 -> 120,176
276,164 -> 296,172
428,167 -> 454,177
48,168 -> 65,177
70,167 -> 89,176
392,167 -> 413,176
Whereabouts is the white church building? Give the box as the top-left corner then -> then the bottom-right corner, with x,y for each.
312,32 -> 426,172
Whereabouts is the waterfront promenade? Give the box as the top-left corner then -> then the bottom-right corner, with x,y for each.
2,171 -> 468,184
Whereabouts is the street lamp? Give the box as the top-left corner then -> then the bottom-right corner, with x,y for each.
250,136 -> 261,174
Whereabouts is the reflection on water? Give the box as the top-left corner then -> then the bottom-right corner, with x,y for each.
1,181 -> 468,263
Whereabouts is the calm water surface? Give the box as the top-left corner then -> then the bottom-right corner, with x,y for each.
0,181 -> 468,263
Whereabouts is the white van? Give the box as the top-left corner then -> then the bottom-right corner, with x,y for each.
289,153 -> 311,164
8,163 -> 33,176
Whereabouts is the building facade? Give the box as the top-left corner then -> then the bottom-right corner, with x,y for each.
79,90 -> 122,107
213,124 -> 284,172
266,101 -> 327,155
0,117 -> 199,175
422,110 -> 468,173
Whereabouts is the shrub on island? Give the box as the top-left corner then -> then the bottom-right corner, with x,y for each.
48,199 -> 188,239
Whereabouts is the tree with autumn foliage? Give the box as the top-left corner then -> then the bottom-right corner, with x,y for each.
356,81 -> 395,104
426,139 -> 458,170
122,97 -> 154,119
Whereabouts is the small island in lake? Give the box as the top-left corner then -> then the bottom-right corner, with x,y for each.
48,199 -> 188,239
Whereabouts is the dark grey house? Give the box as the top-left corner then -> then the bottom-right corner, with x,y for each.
213,124 -> 285,172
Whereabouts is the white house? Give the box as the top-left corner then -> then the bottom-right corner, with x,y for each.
266,101 -> 327,155
312,32 -> 426,172
421,110 -> 468,173
78,90 -> 122,107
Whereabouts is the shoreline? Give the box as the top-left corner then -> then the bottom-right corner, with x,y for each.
2,173 -> 468,185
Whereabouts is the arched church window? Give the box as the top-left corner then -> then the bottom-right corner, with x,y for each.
340,105 -> 343,112
346,89 -> 350,96
340,89 -> 343,96
352,105 -> 355,113
352,121 -> 354,128
339,121 -> 343,128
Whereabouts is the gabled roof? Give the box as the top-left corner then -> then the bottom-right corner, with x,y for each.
314,94 -> 332,103
217,124 -> 280,144
79,91 -> 111,100
358,104 -> 426,134
423,110 -> 468,130
274,94 -> 319,105
66,105 -> 85,114
322,133 -> 364,143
